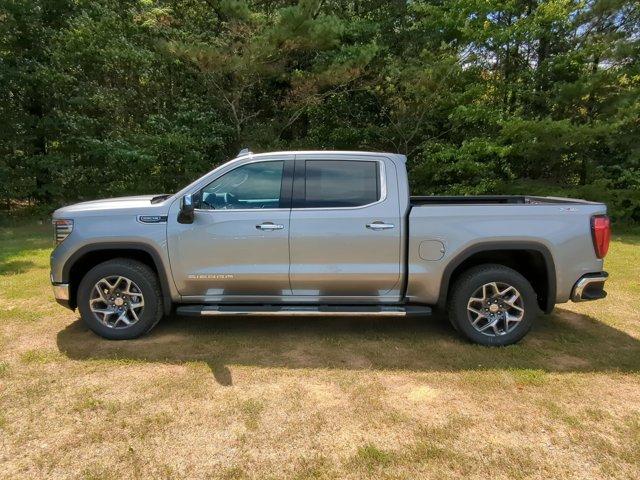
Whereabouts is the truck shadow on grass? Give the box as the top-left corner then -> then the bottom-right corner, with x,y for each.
56,308 -> 640,386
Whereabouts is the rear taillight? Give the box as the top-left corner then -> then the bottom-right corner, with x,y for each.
591,215 -> 611,259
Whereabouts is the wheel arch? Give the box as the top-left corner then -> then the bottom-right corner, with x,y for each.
437,241 -> 556,313
62,243 -> 173,312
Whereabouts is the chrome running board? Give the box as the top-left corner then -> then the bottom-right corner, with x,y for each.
176,304 -> 431,317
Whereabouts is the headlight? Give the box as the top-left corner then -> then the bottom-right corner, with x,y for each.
53,219 -> 74,245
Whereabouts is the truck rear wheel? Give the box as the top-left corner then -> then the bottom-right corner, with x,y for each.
77,259 -> 164,340
448,264 -> 538,346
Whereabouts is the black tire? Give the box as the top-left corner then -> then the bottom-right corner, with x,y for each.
77,258 -> 164,340
448,264 -> 539,346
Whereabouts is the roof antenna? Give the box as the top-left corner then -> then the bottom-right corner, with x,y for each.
237,147 -> 252,157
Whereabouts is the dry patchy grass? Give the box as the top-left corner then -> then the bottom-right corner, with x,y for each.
0,224 -> 639,479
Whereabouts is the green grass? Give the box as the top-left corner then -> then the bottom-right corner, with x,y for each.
0,222 -> 639,479
239,398 -> 264,430
352,444 -> 396,470
20,348 -> 64,364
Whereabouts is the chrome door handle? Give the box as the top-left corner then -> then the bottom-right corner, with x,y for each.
256,222 -> 284,230
366,221 -> 395,230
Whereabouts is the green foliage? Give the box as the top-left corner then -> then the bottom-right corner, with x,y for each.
0,0 -> 638,220
411,138 -> 512,195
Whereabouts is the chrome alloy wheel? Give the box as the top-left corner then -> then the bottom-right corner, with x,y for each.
466,282 -> 525,337
89,276 -> 145,329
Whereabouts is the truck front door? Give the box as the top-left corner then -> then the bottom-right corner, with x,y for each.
167,158 -> 293,301
288,154 -> 402,300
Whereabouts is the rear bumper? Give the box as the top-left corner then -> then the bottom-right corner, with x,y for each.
51,281 -> 72,310
571,272 -> 608,302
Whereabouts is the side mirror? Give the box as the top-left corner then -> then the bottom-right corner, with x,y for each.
178,193 -> 195,224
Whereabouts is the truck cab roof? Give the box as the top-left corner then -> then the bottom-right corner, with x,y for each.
235,150 -> 407,163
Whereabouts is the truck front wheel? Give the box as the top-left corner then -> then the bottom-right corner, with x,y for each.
448,264 -> 539,346
77,259 -> 164,340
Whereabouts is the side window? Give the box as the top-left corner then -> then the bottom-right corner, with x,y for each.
303,160 -> 380,208
199,161 -> 284,210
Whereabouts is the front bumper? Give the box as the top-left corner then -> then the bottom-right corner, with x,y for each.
51,281 -> 72,309
571,272 -> 608,302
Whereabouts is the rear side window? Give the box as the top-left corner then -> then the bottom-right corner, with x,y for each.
303,160 -> 380,208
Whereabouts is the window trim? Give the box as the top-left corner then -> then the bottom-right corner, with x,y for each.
193,158 -> 293,212
291,158 -> 387,210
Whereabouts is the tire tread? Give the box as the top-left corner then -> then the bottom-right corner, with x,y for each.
448,263 -> 537,346
77,258 -> 164,340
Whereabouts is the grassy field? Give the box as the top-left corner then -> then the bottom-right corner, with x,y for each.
0,223 -> 639,479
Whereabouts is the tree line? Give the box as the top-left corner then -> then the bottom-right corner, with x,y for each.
1,0 -> 639,220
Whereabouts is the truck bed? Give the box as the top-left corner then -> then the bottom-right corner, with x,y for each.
410,195 -> 598,206
406,195 -> 606,307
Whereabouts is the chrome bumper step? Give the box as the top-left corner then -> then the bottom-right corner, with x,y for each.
176,304 -> 432,317
571,272 -> 608,302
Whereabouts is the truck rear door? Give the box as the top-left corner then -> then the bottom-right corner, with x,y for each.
289,153 -> 402,300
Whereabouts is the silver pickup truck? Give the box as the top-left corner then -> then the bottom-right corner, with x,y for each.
50,150 -> 610,345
